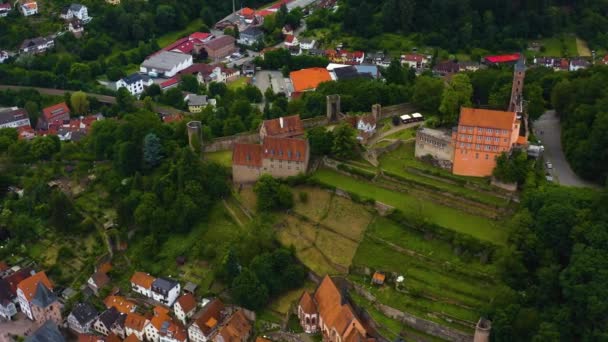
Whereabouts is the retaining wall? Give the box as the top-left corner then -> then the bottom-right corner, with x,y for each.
203,132 -> 259,152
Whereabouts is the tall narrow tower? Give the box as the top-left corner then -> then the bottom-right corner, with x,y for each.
508,54 -> 526,113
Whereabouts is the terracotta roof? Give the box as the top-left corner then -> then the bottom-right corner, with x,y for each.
193,299 -> 224,336
372,272 -> 385,283
5,268 -> 32,295
190,32 -> 212,41
298,291 -> 316,314
0,261 -> 8,272
358,114 -> 376,127
313,276 -> 367,337
176,293 -> 197,314
262,137 -> 308,162
124,334 -> 140,342
240,7 -> 255,17
106,333 -> 121,342
154,305 -> 170,317
104,296 -> 136,314
204,35 -> 235,51
78,334 -> 103,342
17,271 -> 53,302
125,313 -> 148,331
517,136 -> 527,145
233,143 -> 262,167
262,115 -> 304,137
285,35 -> 295,43
160,77 -> 179,88
458,107 -> 516,130
290,68 -> 332,92
216,309 -> 251,342
42,103 -> 70,122
91,271 -> 110,288
130,272 -> 155,289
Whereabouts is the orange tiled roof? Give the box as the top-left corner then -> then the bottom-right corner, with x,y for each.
240,7 -> 255,16
216,309 -> 251,342
313,276 -> 367,337
516,136 -> 527,145
290,68 -> 332,93
299,291 -> 316,314
125,313 -> 148,331
78,334 -> 102,342
106,333 -> 121,342
372,272 -> 385,283
193,299 -> 224,335
262,137 -> 308,163
458,107 -> 516,130
150,313 -> 171,331
262,115 -> 304,137
104,296 -> 136,314
42,102 -> 70,122
176,293 -> 197,314
124,334 -> 140,342
130,272 -> 155,289
256,338 -> 271,342
232,143 -> 262,167
17,272 -> 53,302
0,261 -> 8,272
154,305 -> 170,317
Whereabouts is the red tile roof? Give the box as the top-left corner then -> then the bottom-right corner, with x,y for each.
189,32 -> 212,41
298,291 -> 316,314
192,299 -> 224,335
176,293 -> 197,314
125,313 -> 148,331
104,295 -> 136,314
204,35 -> 235,51
17,272 -> 53,302
233,143 -> 262,167
262,137 -> 308,162
216,310 -> 251,342
285,35 -> 295,43
130,272 -> 155,289
5,268 -> 32,295
458,107 -> 516,130
42,102 -> 70,122
485,53 -> 520,64
290,67 -> 332,92
262,115 -> 304,137
240,7 -> 255,17
160,77 -> 179,88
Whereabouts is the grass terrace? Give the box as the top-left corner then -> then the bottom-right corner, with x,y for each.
205,150 -> 233,168
227,77 -> 250,90
157,19 -> 204,48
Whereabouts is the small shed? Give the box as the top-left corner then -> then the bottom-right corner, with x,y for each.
184,282 -> 198,294
371,272 -> 385,285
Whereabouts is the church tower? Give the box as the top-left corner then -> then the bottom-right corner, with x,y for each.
508,54 -> 526,113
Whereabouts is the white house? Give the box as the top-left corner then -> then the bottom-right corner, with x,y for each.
355,114 -> 377,142
130,271 -> 155,298
19,0 -> 37,16
60,4 -> 89,22
16,272 -> 52,321
0,3 -> 11,17
187,299 -> 225,342
116,74 -> 153,96
570,59 -> 590,71
299,38 -> 316,51
146,314 -> 186,342
284,35 -> 299,48
151,278 -> 180,306
0,279 -> 17,320
20,36 -> 54,54
173,293 -> 197,324
140,51 -> 193,78
124,313 -> 149,341
401,54 -> 428,69
0,107 -> 31,129
67,302 -> 98,334
94,307 -> 123,336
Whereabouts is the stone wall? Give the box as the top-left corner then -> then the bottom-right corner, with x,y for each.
302,116 -> 328,128
203,132 -> 260,152
490,177 -> 518,192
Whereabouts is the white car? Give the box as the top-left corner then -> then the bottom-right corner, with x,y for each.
546,174 -> 554,182
545,161 -> 553,169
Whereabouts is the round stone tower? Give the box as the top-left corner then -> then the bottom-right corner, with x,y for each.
186,121 -> 202,152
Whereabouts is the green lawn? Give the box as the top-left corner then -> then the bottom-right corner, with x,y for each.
227,77 -> 250,90
157,19 -> 204,48
536,35 -> 578,57
313,169 -> 507,244
385,128 -> 417,141
205,150 -> 232,167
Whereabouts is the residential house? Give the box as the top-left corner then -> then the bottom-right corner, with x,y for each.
289,67 -> 332,97
232,136 -> 310,183
19,0 -> 37,16
458,61 -> 482,72
570,58 -> 590,71
238,7 -> 255,22
371,272 -> 385,285
188,299 -> 225,342
259,115 -> 304,139
124,313 -> 149,341
68,302 -> 99,334
87,270 -> 110,296
299,38 -> 316,51
178,63 -> 239,84
145,311 -> 186,342
0,50 -> 8,63
0,278 -> 17,320
0,3 -> 11,17
140,51 -> 193,78
365,51 -> 390,67
282,24 -> 294,36
174,293 -> 197,324
60,4 -> 89,22
49,114 -> 103,142
297,276 -> 374,342
238,27 -> 264,46
451,107 -> 521,177
111,314 -> 127,339
104,295 -> 136,314
151,277 -> 180,306
330,66 -> 373,81
203,35 -> 236,61
130,272 -> 155,297
20,36 -> 54,54
29,282 -> 62,325
242,62 -> 255,77
212,310 -> 251,342
116,74 -> 153,96
25,321 -> 65,342
160,77 -> 180,91
68,19 -> 84,37
17,271 -> 53,321
284,35 -> 299,48
534,57 -> 555,68
94,307 -> 124,336
124,334 -> 140,342
163,32 -> 214,56
401,53 -> 428,69
38,102 -> 70,130
288,45 -> 301,56
185,94 -> 210,113
433,60 -> 460,76
354,114 -> 377,143
0,107 -> 31,129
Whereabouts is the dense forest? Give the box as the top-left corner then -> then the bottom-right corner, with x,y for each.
311,0 -> 608,51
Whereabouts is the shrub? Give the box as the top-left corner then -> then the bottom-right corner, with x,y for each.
298,191 -> 309,203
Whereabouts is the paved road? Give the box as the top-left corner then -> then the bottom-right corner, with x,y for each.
533,110 -> 597,188
253,70 -> 288,94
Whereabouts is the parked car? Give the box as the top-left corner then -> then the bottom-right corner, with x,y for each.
545,161 -> 553,169
546,174 -> 554,182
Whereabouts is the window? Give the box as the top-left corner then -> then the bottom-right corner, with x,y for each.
475,153 -> 479,159
478,128 -> 484,133
504,138 -> 507,142
487,128 -> 493,134
486,136 -> 491,141
476,144 -> 480,149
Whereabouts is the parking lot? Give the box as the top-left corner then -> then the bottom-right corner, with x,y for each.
253,70 -> 290,94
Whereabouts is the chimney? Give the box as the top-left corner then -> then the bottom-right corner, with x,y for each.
279,117 -> 284,128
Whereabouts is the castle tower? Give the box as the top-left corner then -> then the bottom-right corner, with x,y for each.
508,54 -> 526,113
473,318 -> 491,342
186,121 -> 202,152
371,104 -> 381,121
326,95 -> 341,122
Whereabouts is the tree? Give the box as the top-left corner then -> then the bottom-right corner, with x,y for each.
24,101 -> 40,128
231,268 -> 269,310
179,74 -> 199,93
143,133 -> 163,169
331,123 -> 359,160
383,59 -> 408,85
493,150 -> 529,184
439,74 -> 473,124
253,175 -> 293,212
412,76 -> 444,114
31,136 -> 60,160
161,88 -> 185,108
525,84 -> 545,120
306,126 -> 334,156
116,88 -> 135,112
70,91 -> 90,115
115,141 -> 139,175
219,249 -> 240,283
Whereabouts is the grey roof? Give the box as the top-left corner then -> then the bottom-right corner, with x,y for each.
26,321 -> 65,342
333,66 -> 372,81
70,302 -> 98,325
0,107 -> 28,125
20,37 -> 53,50
142,51 -> 191,72
515,54 -> 526,72
69,3 -> 84,11
184,282 -> 198,293
204,35 -> 235,51
152,277 -> 178,292
122,73 -> 150,85
97,307 -> 121,329
31,282 -> 58,308
241,27 -> 263,38
188,95 -> 208,106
